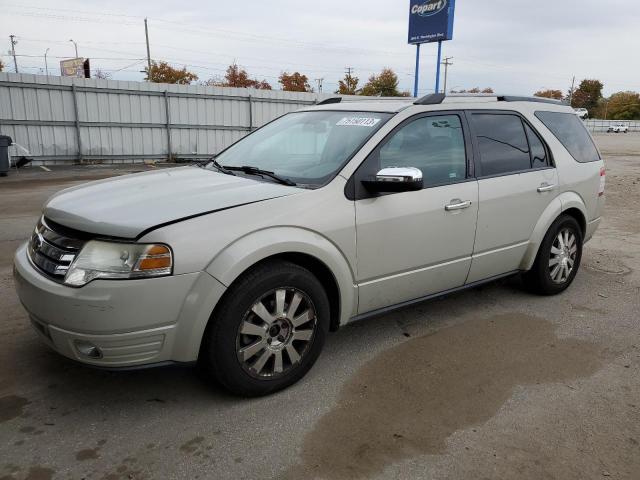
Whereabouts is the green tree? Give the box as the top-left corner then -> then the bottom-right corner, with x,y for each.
605,91 -> 640,120
359,68 -> 402,97
336,71 -> 359,95
144,61 -> 198,85
208,63 -> 271,89
278,71 -> 312,92
569,79 -> 603,111
534,89 -> 564,100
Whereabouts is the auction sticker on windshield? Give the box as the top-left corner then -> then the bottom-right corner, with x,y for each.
336,117 -> 382,127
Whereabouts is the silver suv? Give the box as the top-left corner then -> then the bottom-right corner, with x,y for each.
14,94 -> 605,396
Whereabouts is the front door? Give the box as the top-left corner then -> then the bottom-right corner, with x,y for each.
353,112 -> 479,314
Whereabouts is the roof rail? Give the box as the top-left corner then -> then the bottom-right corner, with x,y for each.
413,93 -> 446,105
414,93 -> 568,106
497,95 -> 567,105
316,97 -> 342,105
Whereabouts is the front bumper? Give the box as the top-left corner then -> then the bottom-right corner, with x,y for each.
13,243 -> 226,367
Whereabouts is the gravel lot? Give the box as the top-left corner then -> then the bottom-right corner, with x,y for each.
1,133 -> 640,480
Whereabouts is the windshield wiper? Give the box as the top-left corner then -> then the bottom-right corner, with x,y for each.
207,158 -> 236,176
223,166 -> 296,186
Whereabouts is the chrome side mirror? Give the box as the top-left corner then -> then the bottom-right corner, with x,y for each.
362,166 -> 423,193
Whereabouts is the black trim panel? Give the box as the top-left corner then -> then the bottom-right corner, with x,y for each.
349,270 -> 519,323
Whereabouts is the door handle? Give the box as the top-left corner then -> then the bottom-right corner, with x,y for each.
537,183 -> 556,193
445,200 -> 472,211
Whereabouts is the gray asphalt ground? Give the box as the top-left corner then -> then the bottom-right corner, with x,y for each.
1,133 -> 640,480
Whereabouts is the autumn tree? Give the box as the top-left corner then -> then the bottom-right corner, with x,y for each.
208,63 -> 271,89
534,89 -> 564,100
569,79 -> 603,111
360,68 -> 402,97
336,71 -> 359,95
278,71 -> 312,92
605,91 -> 640,120
144,60 -> 198,85
0,60 -> 4,72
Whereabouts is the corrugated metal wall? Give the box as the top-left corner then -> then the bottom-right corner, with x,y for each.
0,73 -> 333,164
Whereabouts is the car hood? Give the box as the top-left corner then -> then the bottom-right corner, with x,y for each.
44,167 -> 303,238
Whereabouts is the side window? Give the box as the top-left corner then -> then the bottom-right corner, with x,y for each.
535,111 -> 601,163
524,124 -> 549,168
378,115 -> 467,187
471,114 -> 531,176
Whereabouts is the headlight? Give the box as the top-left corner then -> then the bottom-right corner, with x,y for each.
64,241 -> 173,287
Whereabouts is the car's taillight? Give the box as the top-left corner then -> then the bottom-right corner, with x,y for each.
598,167 -> 605,197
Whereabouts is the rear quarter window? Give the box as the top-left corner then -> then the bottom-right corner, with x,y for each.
535,111 -> 601,163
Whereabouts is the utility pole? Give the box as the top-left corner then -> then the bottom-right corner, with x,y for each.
9,35 -> 18,73
44,48 -> 50,76
441,56 -> 453,94
144,18 -> 152,78
568,76 -> 576,106
315,78 -> 324,93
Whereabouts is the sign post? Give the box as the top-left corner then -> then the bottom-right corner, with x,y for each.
408,0 -> 456,97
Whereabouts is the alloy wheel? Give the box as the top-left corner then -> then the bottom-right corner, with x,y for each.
236,288 -> 317,379
548,228 -> 578,284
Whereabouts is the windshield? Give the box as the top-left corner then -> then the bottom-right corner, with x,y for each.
211,111 -> 393,187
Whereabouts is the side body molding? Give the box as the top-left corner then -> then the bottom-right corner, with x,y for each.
205,227 -> 358,326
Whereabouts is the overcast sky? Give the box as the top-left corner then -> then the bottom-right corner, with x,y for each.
1,0 -> 639,96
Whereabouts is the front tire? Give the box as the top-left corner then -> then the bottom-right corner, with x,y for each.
523,215 -> 583,295
201,260 -> 330,396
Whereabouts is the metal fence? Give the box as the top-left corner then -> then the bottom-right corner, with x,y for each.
584,119 -> 640,133
0,73 -> 339,165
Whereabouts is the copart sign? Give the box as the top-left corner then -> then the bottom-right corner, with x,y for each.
408,0 -> 456,44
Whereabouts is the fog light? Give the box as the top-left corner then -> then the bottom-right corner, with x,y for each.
74,340 -> 103,359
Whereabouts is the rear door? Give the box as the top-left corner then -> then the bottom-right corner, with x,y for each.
466,111 -> 559,283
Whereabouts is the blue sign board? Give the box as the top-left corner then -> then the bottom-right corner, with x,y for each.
408,0 -> 456,44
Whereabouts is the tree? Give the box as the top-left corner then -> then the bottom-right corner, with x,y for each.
0,60 -> 4,72
208,63 -> 271,89
336,71 -> 359,95
359,68 -> 403,97
93,69 -> 111,80
534,89 -> 564,100
450,87 -> 494,94
144,60 -> 198,85
569,79 -> 603,111
605,91 -> 640,120
279,71 -> 312,92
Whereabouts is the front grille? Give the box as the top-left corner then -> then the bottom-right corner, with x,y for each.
28,218 -> 86,282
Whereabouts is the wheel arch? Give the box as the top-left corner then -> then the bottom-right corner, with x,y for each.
520,193 -> 588,271
205,227 -> 357,330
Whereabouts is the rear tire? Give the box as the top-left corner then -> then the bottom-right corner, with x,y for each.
201,260 -> 330,397
523,215 -> 583,295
